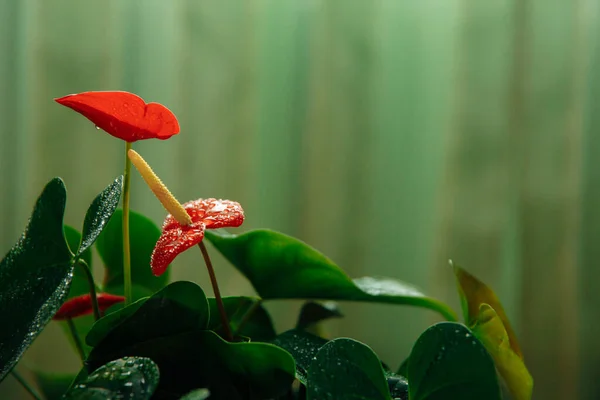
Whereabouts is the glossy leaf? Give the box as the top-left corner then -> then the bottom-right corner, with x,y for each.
96,209 -> 168,298
32,370 -> 76,400
296,301 -> 343,330
407,322 -> 501,400
453,262 -> 522,357
471,304 -> 533,400
87,330 -> 295,399
79,175 -> 122,255
180,389 -> 211,400
307,338 -> 391,400
0,178 -> 74,381
205,229 -> 457,320
272,329 -> 328,384
63,357 -> 159,400
86,281 -> 208,348
208,296 -> 276,342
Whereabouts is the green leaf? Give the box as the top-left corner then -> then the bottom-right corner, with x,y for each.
208,296 -> 276,341
396,357 -> 409,377
31,370 -> 76,400
205,229 -> 457,320
307,338 -> 391,400
86,281 -> 208,348
407,322 -> 501,400
180,388 -> 211,399
95,208 -> 168,299
63,357 -> 159,400
453,262 -> 522,357
272,329 -> 328,384
88,330 -> 295,399
296,301 -> 343,330
0,178 -> 74,381
78,175 -> 123,255
471,304 -> 533,400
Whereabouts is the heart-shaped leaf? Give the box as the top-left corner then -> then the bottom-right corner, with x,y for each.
86,281 -> 208,348
407,322 -> 501,400
272,329 -> 329,384
297,301 -> 343,330
79,175 -> 122,255
63,357 -> 159,400
471,304 -> 533,400
0,178 -> 74,381
205,230 -> 457,320
88,330 -> 295,399
208,296 -> 276,341
95,209 -> 168,298
453,262 -> 522,357
307,338 -> 391,400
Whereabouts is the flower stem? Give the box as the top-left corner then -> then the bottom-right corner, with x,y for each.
77,258 -> 100,321
123,141 -> 133,306
11,370 -> 42,400
198,242 -> 233,341
66,318 -> 86,361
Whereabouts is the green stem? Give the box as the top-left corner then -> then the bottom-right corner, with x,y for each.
11,370 -> 42,400
123,141 -> 133,306
198,242 -> 233,341
67,318 -> 86,361
77,258 -> 100,321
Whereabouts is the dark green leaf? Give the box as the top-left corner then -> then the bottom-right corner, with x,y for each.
95,209 -> 168,299
88,330 -> 295,399
79,176 -> 123,255
396,357 -> 409,377
407,322 -> 501,400
296,301 -> 342,330
205,230 -> 457,320
180,388 -> 211,399
63,357 -> 159,400
86,281 -> 208,348
0,178 -> 74,381
208,296 -> 276,341
32,370 -> 76,400
272,329 -> 328,384
307,338 -> 391,400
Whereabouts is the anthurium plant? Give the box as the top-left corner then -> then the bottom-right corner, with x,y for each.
0,91 -> 533,400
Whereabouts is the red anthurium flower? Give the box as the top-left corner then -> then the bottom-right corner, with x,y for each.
54,91 -> 180,142
53,293 -> 125,320
127,149 -> 245,276
152,198 -> 244,276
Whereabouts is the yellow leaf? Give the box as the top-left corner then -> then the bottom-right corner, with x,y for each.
452,262 -> 522,358
472,304 -> 533,400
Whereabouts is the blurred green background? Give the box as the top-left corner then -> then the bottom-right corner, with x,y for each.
0,0 -> 597,398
